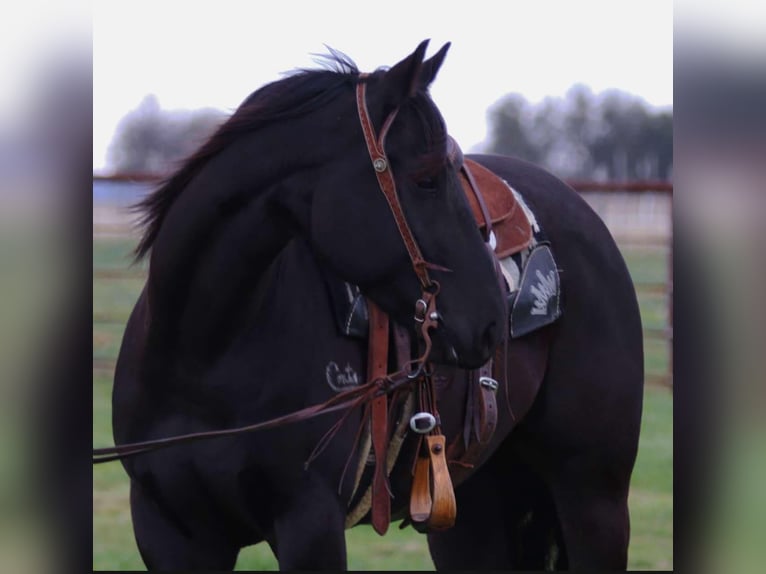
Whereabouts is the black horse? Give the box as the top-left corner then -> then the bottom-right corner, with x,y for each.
108,42 -> 643,570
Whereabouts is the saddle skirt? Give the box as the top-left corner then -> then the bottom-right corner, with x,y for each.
460,158 -> 533,258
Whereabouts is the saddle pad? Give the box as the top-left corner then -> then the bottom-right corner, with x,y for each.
508,244 -> 561,338
321,187 -> 562,341
322,278 -> 369,339
497,188 -> 561,338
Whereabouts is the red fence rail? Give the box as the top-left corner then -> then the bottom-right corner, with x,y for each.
566,180 -> 672,194
94,173 -> 673,193
93,174 -> 673,387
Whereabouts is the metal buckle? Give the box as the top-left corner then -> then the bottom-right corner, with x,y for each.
479,376 -> 499,392
409,412 -> 437,434
414,299 -> 428,323
405,360 -> 425,380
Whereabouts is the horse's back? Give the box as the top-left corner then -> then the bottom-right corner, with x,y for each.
469,154 -> 629,267
470,154 -> 644,460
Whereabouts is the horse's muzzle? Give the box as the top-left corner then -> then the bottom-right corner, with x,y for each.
431,317 -> 500,370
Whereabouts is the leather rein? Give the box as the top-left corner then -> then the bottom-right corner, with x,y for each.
92,77 -> 443,465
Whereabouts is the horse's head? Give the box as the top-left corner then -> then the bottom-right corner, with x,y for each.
304,41 -> 506,369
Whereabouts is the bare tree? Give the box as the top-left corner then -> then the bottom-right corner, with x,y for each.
107,95 -> 226,174
485,85 -> 672,180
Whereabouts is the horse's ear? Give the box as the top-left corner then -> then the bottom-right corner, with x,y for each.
380,39 -> 430,109
419,42 -> 451,89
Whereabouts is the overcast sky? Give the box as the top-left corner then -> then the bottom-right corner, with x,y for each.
92,0 -> 673,173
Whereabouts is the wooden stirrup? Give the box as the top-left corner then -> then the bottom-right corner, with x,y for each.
409,433 -> 457,530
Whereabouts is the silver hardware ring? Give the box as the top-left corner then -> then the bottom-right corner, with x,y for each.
409,412 -> 437,434
414,299 -> 428,323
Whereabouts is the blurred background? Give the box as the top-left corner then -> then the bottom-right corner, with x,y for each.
91,2 -> 675,570
674,2 -> 766,573
0,2 -> 91,573
91,3 -> 673,570
0,1 -> 763,573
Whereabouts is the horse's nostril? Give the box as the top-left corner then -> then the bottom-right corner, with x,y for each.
482,320 -> 498,354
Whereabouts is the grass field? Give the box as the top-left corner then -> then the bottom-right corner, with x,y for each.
93,236 -> 672,570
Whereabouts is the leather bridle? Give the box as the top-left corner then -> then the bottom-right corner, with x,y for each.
355,75 -> 447,367
356,76 -> 435,291
92,76 -> 445,464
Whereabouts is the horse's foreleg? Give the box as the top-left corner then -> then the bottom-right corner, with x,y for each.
425,465 -> 512,569
129,477 -> 239,571
271,474 -> 348,571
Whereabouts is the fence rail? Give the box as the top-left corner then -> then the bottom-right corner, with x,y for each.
93,174 -> 673,387
93,172 -> 674,192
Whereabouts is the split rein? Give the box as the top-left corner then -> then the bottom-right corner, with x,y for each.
92,292 -> 439,464
93,76 -> 447,465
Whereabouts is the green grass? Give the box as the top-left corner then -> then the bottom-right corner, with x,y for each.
620,245 -> 669,285
627,384 -> 673,570
233,524 -> 436,571
706,423 -> 766,574
92,237 -> 672,570
93,238 -> 146,271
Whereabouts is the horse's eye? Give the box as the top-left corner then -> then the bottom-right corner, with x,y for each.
416,177 -> 438,191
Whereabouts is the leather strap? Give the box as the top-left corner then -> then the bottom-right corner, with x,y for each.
474,362 -> 497,445
367,301 -> 391,535
460,151 -> 495,243
356,79 -> 433,290
461,360 -> 496,448
449,358 -> 498,473
345,324 -> 415,530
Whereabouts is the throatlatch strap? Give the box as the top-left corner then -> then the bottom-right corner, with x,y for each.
367,301 -> 391,535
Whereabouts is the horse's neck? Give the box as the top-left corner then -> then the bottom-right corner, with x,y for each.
150,133 -> 300,270
146,135 -> 314,355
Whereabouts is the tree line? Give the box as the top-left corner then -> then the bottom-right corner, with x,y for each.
483,84 -> 671,180
108,85 -> 672,181
107,94 -> 226,175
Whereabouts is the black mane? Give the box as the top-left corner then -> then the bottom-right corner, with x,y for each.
133,50 -> 361,260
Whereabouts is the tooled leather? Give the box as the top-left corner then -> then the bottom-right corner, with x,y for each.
474,362 -> 497,445
459,158 -> 534,258
460,159 -> 494,242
